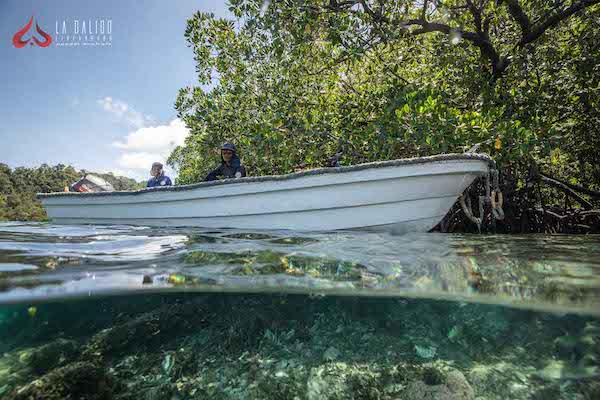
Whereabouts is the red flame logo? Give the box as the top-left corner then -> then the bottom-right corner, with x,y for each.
13,15 -> 52,48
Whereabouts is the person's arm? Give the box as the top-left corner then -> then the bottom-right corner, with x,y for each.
165,177 -> 173,186
204,165 -> 222,181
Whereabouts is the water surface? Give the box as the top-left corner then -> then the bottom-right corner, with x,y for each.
0,222 -> 599,315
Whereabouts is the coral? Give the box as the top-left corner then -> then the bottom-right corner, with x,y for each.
307,363 -> 351,400
81,303 -> 204,361
1,294 -> 599,400
18,339 -> 79,374
11,361 -> 113,400
398,370 -> 474,400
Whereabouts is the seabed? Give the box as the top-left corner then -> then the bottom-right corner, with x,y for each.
0,293 -> 599,400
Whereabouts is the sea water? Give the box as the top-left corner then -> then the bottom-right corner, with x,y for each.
0,222 -> 599,399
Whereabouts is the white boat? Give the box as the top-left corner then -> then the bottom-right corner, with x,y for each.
38,153 -> 492,232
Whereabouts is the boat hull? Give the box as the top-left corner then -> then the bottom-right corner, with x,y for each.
39,155 -> 491,232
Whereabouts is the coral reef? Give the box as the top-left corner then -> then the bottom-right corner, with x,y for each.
0,294 -> 598,399
13,361 -> 113,400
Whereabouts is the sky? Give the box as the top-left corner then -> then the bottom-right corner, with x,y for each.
0,0 -> 232,180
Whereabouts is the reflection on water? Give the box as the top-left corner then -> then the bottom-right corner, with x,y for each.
0,223 -> 599,399
0,223 -> 599,315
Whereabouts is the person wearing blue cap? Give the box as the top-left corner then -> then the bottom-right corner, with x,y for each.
146,162 -> 173,188
204,142 -> 247,181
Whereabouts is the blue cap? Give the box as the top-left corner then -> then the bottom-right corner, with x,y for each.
221,142 -> 236,152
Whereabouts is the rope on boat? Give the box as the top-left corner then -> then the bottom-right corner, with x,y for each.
461,166 -> 505,231
460,192 -> 482,232
490,169 -> 505,220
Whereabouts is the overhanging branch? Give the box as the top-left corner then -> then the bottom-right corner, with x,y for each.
502,0 -> 531,35
520,0 -> 600,46
403,19 -> 502,74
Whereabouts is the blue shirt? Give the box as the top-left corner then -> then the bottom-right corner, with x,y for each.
146,175 -> 172,188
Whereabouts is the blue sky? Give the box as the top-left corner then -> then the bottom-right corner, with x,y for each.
0,0 -> 231,180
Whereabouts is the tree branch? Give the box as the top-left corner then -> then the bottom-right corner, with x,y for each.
501,0 -> 531,35
520,0 -> 600,46
541,173 -> 600,199
539,174 -> 594,209
465,0 -> 484,33
403,19 -> 502,74
316,0 -> 599,80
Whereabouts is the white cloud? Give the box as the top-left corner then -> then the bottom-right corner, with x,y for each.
116,152 -> 159,170
97,97 -> 154,128
112,118 -> 190,181
112,119 -> 189,152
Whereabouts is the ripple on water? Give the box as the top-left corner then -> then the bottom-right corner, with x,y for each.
0,222 -> 598,316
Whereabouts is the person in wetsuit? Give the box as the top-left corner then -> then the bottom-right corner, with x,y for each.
204,142 -> 247,181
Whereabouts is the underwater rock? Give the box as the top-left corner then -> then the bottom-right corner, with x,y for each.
82,303 -> 203,360
397,370 -> 474,400
18,339 -> 79,375
306,362 -> 385,400
348,370 -> 383,400
306,363 -> 351,400
311,362 -> 473,400
467,362 -> 539,400
0,357 -> 27,395
253,365 -> 307,399
12,361 -> 113,400
534,360 -> 600,381
0,339 -> 79,395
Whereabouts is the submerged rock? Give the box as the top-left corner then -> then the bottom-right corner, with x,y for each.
302,362 -> 388,400
534,360 -> 600,381
12,361 -> 113,400
82,303 -> 203,361
398,370 -> 474,400
18,339 -> 79,374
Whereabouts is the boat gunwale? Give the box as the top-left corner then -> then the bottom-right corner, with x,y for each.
41,171 -> 478,206
37,153 -> 493,199
44,194 -> 459,220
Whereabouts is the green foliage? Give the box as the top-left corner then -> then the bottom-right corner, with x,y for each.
170,0 -> 599,193
0,163 -> 142,222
